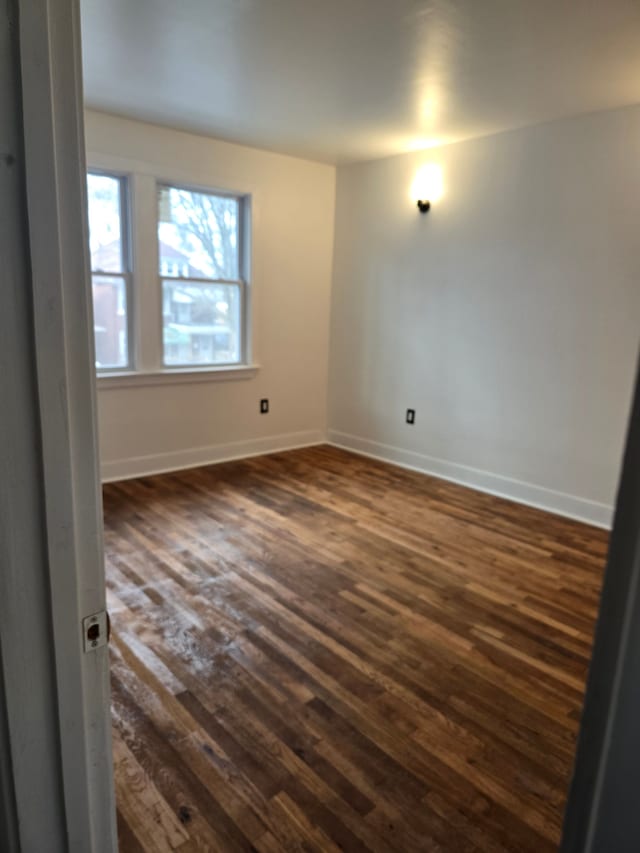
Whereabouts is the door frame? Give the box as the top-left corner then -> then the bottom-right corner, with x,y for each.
0,0 -> 116,849
562,352 -> 640,852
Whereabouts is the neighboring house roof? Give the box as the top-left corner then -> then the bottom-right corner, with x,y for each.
90,239 -> 121,272
158,243 -> 195,264
91,238 -> 203,276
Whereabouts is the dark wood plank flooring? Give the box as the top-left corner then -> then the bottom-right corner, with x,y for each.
103,445 -> 608,852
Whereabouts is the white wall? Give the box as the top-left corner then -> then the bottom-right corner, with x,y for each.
85,111 -> 336,480
328,106 -> 640,527
90,107 -> 639,527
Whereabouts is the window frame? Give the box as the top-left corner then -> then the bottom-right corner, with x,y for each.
87,163 -> 257,387
156,181 -> 249,370
87,169 -> 134,373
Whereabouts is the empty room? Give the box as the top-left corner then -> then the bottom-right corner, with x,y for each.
2,1 -> 640,852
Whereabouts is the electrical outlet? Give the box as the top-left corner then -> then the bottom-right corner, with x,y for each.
260,398 -> 269,414
406,409 -> 415,425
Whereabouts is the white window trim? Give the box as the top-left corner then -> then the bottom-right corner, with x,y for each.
97,363 -> 259,389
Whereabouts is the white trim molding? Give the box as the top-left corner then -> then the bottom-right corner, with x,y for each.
13,0 -> 117,849
98,363 -> 259,389
101,429 -> 325,482
328,430 -> 614,529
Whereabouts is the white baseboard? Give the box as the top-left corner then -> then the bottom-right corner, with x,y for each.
328,430 -> 613,530
101,426 -> 615,529
100,430 -> 325,483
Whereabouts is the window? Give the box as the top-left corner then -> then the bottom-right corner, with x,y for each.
158,185 -> 245,367
87,172 -> 130,370
87,170 -> 252,382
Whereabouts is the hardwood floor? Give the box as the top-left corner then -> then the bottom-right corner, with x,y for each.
103,445 -> 608,852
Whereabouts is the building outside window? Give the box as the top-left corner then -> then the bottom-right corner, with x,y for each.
87,172 -> 130,369
158,184 -> 245,367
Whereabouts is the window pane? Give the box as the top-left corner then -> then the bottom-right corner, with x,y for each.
162,280 -> 241,366
87,173 -> 123,273
158,186 -> 239,280
92,276 -> 128,368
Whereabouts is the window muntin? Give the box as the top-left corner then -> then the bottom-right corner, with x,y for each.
158,185 -> 245,368
87,173 -> 130,370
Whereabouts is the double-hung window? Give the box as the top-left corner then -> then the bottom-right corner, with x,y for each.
87,173 -> 250,378
158,184 -> 246,367
87,172 -> 130,370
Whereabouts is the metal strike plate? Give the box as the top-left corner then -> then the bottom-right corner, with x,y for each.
82,610 -> 109,653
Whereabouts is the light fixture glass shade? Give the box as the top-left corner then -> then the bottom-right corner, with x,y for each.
410,164 -> 444,205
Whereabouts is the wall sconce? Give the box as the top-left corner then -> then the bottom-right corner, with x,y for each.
410,164 -> 443,214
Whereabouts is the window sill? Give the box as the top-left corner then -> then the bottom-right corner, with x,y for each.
97,364 -> 260,390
